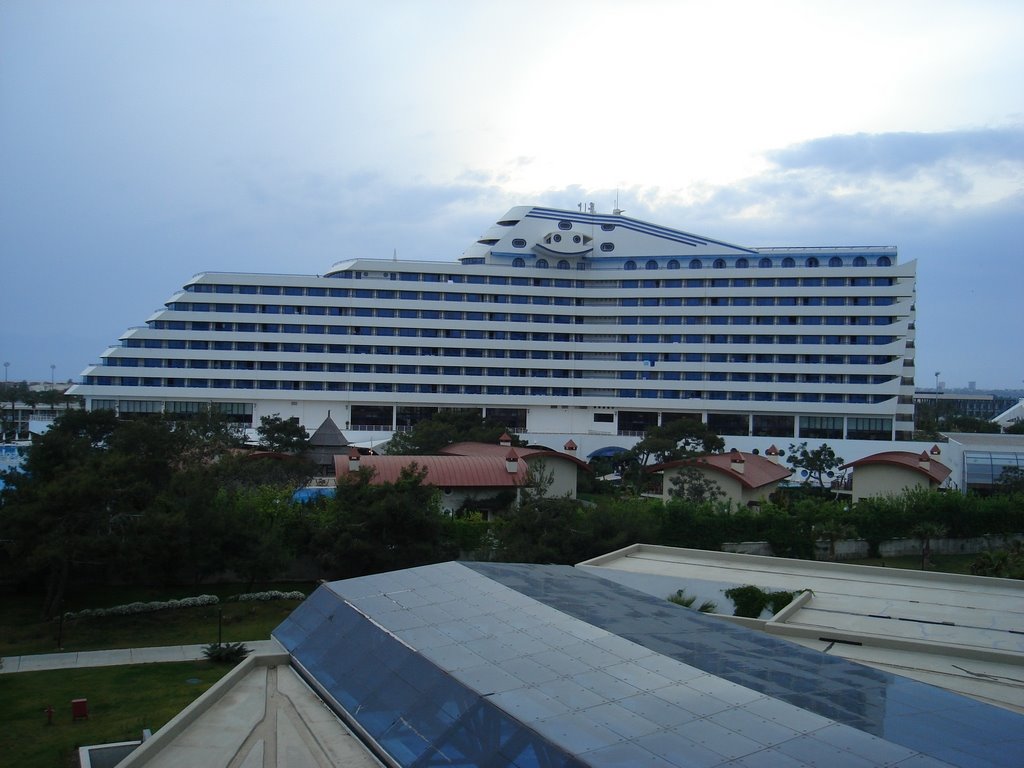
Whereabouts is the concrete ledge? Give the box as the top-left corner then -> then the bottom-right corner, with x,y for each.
119,652 -> 289,767
581,542 -> 1024,591
764,621 -> 1024,667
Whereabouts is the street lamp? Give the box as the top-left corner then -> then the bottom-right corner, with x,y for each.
3,361 -> 8,384
50,364 -> 55,388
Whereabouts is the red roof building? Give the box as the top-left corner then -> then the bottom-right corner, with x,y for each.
647,451 -> 792,506
840,451 -> 952,502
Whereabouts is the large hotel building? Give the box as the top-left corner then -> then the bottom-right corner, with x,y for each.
71,206 -> 917,453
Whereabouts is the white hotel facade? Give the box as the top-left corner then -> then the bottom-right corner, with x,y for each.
71,206 -> 917,456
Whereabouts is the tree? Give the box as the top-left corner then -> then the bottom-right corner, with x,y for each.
220,485 -> 301,592
813,518 -> 857,561
496,460 -> 590,563
0,410 -> 252,614
668,466 -> 724,504
312,464 -> 453,578
385,410 -> 524,455
625,418 -> 724,493
786,442 -> 844,489
995,466 -> 1024,494
910,522 -> 948,570
257,414 -> 310,453
970,541 -> 1024,579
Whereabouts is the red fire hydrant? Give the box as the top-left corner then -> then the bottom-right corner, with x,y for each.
44,705 -> 54,726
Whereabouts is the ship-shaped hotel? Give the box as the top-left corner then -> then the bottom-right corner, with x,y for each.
71,205 -> 916,453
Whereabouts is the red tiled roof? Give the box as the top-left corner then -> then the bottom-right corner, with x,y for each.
647,452 -> 792,490
440,442 -> 592,472
335,454 -> 528,487
841,451 -> 952,484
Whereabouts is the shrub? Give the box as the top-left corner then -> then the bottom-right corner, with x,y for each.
724,585 -> 802,618
203,641 -> 250,664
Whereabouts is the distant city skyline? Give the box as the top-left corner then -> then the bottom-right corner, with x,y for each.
1,1 -> 1022,387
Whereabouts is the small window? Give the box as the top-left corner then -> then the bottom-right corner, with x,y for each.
572,234 -> 582,243
689,259 -> 702,269
624,260 -> 637,270
667,259 -> 680,270
645,260 -> 658,270
759,257 -> 772,268
853,256 -> 867,267
601,223 -> 615,231
713,259 -> 726,269
593,412 -> 614,423
877,255 -> 892,267
806,257 -> 819,268
782,257 -> 795,268
558,220 -> 572,230
736,258 -> 748,269
600,242 -> 614,252
511,238 -> 526,248
552,233 -> 562,243
512,257 -> 525,268
557,260 -> 570,270
829,256 -> 843,267
536,259 -> 549,269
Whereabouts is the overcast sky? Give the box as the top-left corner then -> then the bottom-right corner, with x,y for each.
1,1 -> 1021,389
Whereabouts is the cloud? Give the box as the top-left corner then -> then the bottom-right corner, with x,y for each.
768,127 -> 1024,177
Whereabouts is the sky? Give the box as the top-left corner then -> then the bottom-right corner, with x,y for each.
1,0 -> 1022,389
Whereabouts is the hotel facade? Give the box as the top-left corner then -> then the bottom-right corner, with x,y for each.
71,206 -> 917,453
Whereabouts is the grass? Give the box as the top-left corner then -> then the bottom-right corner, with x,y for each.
0,582 -> 314,766
0,582 -> 313,658
0,661 -> 232,768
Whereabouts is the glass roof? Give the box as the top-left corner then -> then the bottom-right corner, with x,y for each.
274,561 -> 1024,767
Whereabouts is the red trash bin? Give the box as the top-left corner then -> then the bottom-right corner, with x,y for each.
71,698 -> 89,720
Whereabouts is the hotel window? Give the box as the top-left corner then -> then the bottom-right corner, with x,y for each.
624,260 -> 637,270
736,258 -> 749,268
689,259 -> 702,269
536,259 -> 549,269
667,260 -> 679,269
829,256 -> 843,267
512,238 -> 527,248
877,255 -> 892,266
853,256 -> 867,267
558,260 -> 570,269
645,260 -> 658,270
558,220 -> 572,230
806,257 -> 819,268
782,257 -> 795,268
713,259 -> 726,269
512,258 -> 525,268
800,415 -> 843,439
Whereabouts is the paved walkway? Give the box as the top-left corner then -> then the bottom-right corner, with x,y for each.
0,639 -> 284,674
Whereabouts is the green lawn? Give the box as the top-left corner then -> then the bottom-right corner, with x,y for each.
0,583 -> 313,658
0,661 -> 233,768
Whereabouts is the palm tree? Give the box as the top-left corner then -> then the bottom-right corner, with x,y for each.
667,588 -> 717,613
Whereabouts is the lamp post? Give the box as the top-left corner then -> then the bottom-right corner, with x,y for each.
3,361 -> 8,384
50,364 -> 55,389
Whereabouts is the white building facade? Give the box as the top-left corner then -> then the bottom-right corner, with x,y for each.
71,206 -> 917,455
